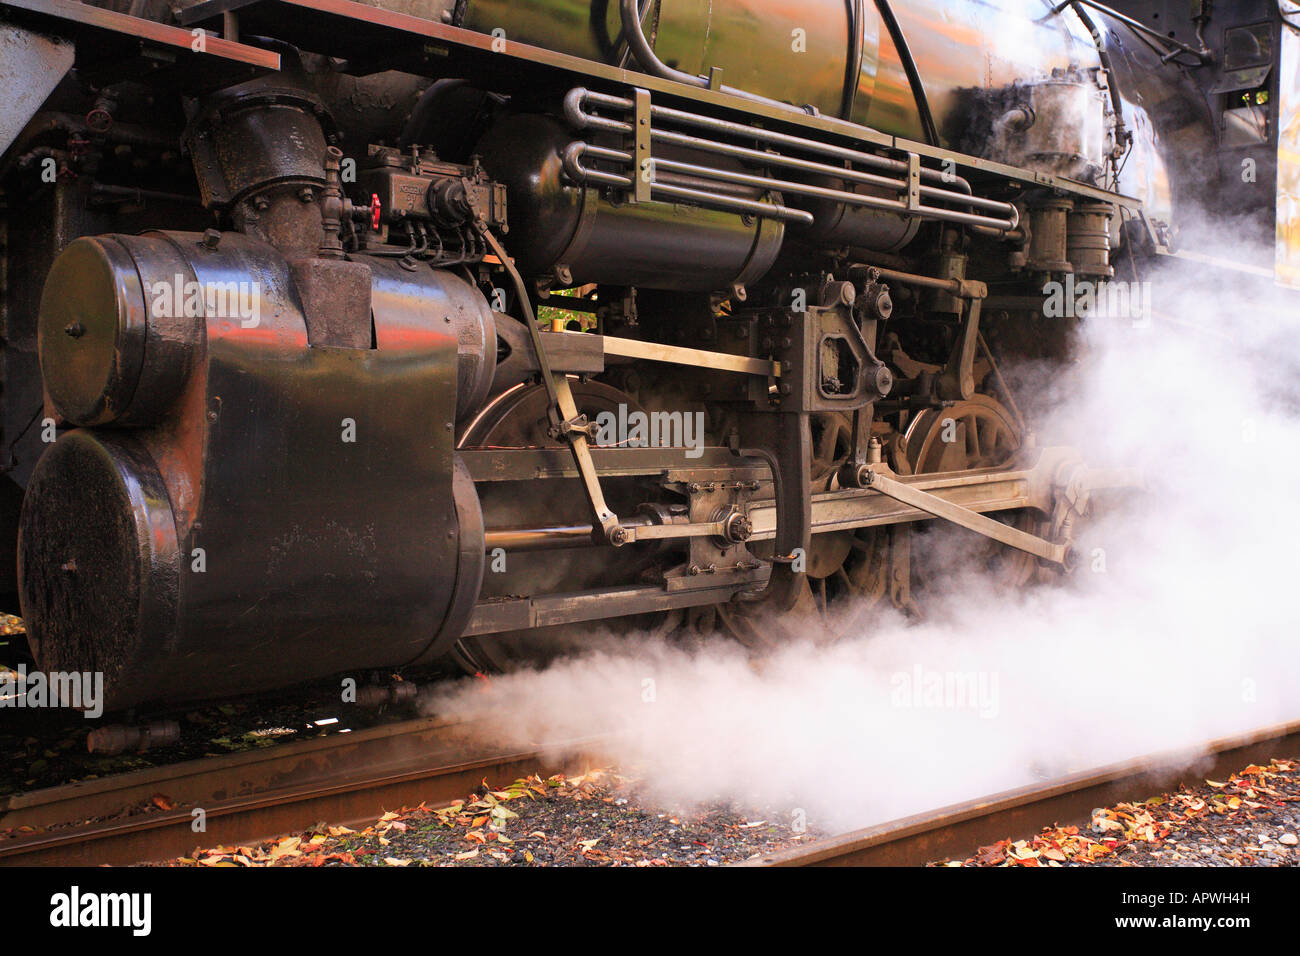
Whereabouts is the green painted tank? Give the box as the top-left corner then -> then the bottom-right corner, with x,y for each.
451,0 -> 1104,146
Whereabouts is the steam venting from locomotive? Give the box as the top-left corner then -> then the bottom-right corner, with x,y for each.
424,248 -> 1300,832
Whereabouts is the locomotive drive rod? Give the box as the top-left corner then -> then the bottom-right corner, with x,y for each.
858,468 -> 1072,567
481,450 -> 1136,565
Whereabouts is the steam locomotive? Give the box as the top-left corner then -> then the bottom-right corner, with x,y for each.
0,0 -> 1290,712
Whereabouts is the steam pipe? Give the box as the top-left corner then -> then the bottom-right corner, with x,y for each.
575,90 -> 1007,211
1052,0 -> 1213,64
617,0 -> 819,114
1061,2 -> 1131,157
651,129 -> 1015,217
563,89 -> 1019,230
566,142 -> 1014,232
841,0 -> 867,121
872,0 -> 940,145
648,155 -> 1018,232
561,142 -> 815,224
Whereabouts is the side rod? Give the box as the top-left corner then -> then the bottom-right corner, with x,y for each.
861,467 -> 1074,568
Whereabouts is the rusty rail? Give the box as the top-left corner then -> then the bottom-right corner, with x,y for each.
0,716 -> 606,866
747,720 -> 1300,866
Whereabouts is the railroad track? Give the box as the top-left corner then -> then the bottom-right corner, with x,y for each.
0,716 -> 606,866
6,715 -> 1295,868
747,720 -> 1300,866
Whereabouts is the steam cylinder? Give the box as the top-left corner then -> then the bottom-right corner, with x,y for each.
22,231 -> 492,710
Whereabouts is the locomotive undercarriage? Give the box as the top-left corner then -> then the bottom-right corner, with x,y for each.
0,0 -> 1152,713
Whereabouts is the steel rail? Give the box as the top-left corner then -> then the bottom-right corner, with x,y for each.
0,717 -> 608,866
745,720 -> 1300,866
0,716 -> 456,833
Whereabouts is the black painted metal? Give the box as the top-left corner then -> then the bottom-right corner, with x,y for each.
21,231 -> 473,708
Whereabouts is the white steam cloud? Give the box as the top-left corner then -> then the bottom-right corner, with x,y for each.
429,233 -> 1300,836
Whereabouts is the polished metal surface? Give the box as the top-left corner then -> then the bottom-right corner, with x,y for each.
366,256 -> 497,419
20,230 -> 473,707
461,0 -> 868,120
476,111 -> 785,289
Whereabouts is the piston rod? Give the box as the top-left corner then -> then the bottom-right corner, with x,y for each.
483,449 -> 1100,563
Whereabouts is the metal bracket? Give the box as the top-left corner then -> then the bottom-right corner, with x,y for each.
552,413 -> 600,442
732,410 -> 812,611
938,295 -> 983,401
905,152 -> 922,211
633,87 -> 653,204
